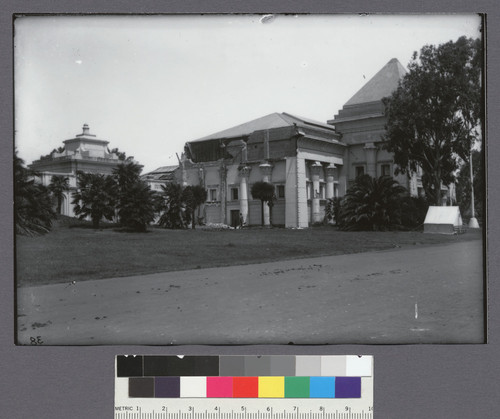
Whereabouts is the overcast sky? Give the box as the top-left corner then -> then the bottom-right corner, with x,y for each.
14,14 -> 481,173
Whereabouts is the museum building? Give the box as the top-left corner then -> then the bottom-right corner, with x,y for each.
30,58 -> 455,226
29,124 -> 124,217
172,58 -> 454,228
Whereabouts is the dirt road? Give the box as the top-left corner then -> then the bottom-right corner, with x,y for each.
17,240 -> 484,345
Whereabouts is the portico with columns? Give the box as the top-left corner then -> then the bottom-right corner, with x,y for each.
182,112 -> 346,228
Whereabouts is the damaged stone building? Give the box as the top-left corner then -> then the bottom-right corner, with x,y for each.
171,58 -> 454,228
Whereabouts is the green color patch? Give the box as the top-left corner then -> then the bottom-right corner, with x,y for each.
285,376 -> 310,398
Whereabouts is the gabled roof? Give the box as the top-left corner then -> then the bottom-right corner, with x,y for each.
147,165 -> 178,174
190,112 -> 336,143
344,58 -> 406,106
142,165 -> 178,181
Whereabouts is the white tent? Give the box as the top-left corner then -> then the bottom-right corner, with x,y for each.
423,206 -> 464,234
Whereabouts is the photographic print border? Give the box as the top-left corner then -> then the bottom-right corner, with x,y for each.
2,1 -> 499,418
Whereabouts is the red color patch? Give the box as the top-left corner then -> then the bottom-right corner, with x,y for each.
233,377 -> 258,398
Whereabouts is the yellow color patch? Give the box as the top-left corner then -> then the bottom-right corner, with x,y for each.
258,376 -> 285,398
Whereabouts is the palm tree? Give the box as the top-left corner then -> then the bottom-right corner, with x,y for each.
339,175 -> 408,231
116,180 -> 156,232
183,185 -> 207,229
112,161 -> 142,190
72,171 -> 117,229
158,183 -> 187,229
251,181 -> 275,226
48,175 -> 69,215
112,161 -> 155,231
14,153 -> 55,236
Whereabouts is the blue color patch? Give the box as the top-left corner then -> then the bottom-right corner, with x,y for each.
309,377 -> 335,398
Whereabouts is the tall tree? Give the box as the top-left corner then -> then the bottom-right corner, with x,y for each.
251,181 -> 275,226
183,185 -> 207,229
383,36 -> 482,205
72,172 -> 117,229
112,161 -> 155,231
14,153 -> 56,236
48,175 -> 69,214
456,148 -> 483,220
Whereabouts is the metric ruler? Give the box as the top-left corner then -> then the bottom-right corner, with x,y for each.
115,355 -> 374,419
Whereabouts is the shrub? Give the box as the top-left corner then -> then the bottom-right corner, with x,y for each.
339,175 -> 408,231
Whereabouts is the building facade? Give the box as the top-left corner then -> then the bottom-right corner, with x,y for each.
29,59 -> 455,227
181,113 -> 346,228
29,124 -> 123,216
329,58 -> 455,202
177,58 -> 455,228
142,165 -> 179,193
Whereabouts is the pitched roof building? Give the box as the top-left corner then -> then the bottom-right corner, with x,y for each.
327,58 -> 419,194
180,112 -> 346,228
176,58 -> 455,228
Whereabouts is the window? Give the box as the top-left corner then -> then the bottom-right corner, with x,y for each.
381,164 -> 391,177
355,166 -> 365,178
276,185 -> 285,199
231,187 -> 239,201
209,188 -> 217,202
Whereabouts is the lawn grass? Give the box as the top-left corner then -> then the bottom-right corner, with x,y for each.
15,218 -> 482,287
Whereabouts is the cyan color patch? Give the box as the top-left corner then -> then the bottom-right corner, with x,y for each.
309,377 -> 335,398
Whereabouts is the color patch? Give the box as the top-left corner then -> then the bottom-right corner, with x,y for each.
321,356 -> 346,377
160,356 -> 195,376
244,356 -> 271,376
346,356 -> 372,377
233,377 -> 258,398
270,356 -> 295,376
258,376 -> 285,398
194,357 -> 219,376
284,376 -> 310,398
117,355 -> 143,377
155,377 -> 180,398
207,377 -> 233,398
180,377 -> 207,398
335,377 -> 361,398
143,356 -> 171,376
310,377 -> 335,398
129,377 -> 154,398
219,356 -> 245,376
295,356 -> 321,376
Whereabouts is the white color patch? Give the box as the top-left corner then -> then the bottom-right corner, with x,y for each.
346,355 -> 373,377
180,377 -> 207,398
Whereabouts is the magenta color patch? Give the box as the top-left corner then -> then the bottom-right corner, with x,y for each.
206,377 -> 233,398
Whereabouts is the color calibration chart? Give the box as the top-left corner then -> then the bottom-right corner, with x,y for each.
115,355 -> 373,418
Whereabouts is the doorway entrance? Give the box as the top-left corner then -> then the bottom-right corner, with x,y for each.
230,210 -> 240,228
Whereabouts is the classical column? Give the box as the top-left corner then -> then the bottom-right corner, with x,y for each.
311,161 -> 323,223
325,164 -> 336,199
363,142 -> 378,178
219,164 -> 227,224
239,166 -> 251,225
240,139 -> 248,163
198,166 -> 205,187
259,162 -> 273,226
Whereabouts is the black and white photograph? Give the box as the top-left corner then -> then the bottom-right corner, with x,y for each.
14,14 -> 485,345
